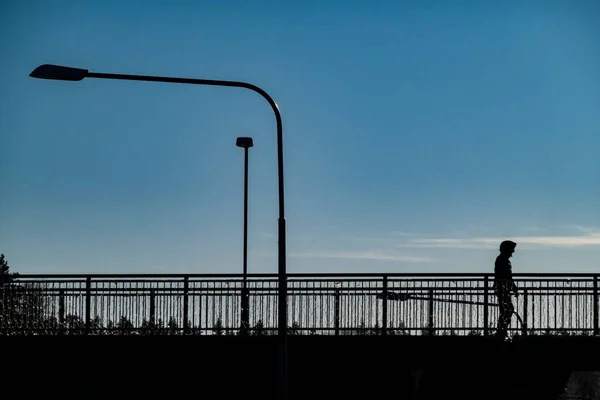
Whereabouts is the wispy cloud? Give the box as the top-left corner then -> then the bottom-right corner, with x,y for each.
258,232 -> 276,239
348,236 -> 396,243
348,231 -> 432,243
561,225 -> 599,235
290,250 -> 435,263
398,238 -> 498,249
390,231 -> 424,237
399,229 -> 600,249
255,226 -> 600,265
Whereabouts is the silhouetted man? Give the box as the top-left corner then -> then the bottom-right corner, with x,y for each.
493,240 -> 518,338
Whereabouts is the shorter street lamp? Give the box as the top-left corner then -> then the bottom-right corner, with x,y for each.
236,137 -> 254,335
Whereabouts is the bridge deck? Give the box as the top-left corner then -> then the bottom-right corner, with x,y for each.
4,335 -> 598,400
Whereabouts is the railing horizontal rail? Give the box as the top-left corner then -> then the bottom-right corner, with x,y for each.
10,273 -> 600,279
5,287 -> 594,294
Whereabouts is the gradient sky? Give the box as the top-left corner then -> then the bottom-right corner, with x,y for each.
1,0 -> 599,275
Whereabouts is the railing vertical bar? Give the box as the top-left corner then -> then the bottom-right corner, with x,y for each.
183,277 -> 189,335
593,276 -> 599,336
334,284 -> 340,336
428,289 -> 434,335
85,277 -> 91,335
483,276 -> 489,336
382,276 -> 388,336
523,289 -> 528,336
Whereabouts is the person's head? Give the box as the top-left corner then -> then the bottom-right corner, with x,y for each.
499,240 -> 517,257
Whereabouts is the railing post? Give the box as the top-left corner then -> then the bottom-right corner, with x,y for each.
241,282 -> 250,336
58,290 -> 65,335
149,289 -> 156,334
483,276 -> 489,337
183,277 -> 189,335
85,277 -> 91,335
428,289 -> 434,335
382,276 -> 388,336
523,289 -> 528,336
594,276 -> 599,336
334,283 -> 340,336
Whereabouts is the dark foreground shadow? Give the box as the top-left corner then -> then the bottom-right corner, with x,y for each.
2,335 -> 597,399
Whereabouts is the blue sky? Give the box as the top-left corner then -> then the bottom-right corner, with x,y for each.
1,0 -> 599,275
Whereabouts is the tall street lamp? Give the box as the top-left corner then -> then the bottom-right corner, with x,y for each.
236,136 -> 253,336
29,64 -> 289,399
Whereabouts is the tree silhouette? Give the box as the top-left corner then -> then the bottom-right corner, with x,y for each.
355,321 -> 367,335
370,322 -> 381,336
0,254 -> 15,334
167,317 -> 179,335
0,254 -> 51,335
140,318 -> 155,335
117,316 -> 134,335
89,316 -> 103,335
421,322 -> 436,336
288,321 -> 301,335
389,321 -> 408,336
65,314 -> 84,335
252,320 -> 266,336
0,254 -> 16,283
213,318 -> 224,335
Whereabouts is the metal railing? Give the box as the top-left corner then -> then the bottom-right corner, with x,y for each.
1,273 -> 598,336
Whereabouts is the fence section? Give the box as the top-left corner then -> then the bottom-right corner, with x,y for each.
1,273 -> 598,336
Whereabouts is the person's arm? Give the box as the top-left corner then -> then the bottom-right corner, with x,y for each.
492,259 -> 499,290
508,264 -> 518,294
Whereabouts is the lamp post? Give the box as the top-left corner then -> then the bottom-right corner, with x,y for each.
236,136 -> 253,336
29,64 -> 289,399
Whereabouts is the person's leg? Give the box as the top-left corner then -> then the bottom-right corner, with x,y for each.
499,295 -> 514,336
503,298 -> 514,331
496,288 -> 507,337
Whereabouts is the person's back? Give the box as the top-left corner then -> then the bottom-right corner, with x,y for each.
494,252 -> 513,282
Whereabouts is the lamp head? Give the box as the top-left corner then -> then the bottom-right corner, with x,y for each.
29,64 -> 88,81
236,137 -> 254,149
